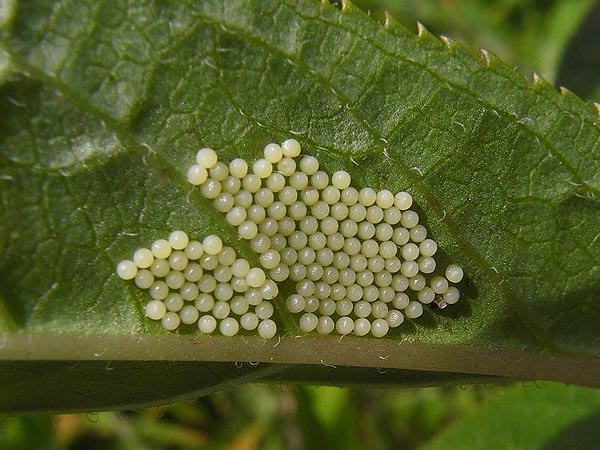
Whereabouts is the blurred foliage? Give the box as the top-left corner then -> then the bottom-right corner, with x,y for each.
350,0 -> 596,86
556,0 -> 600,101
4,0 -> 600,448
5,382 -> 599,449
0,384 -> 499,450
424,382 -> 600,450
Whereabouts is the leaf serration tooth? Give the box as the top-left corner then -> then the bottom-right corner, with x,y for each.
340,0 -> 353,12
416,22 -> 428,38
383,10 -> 397,30
439,35 -> 452,47
479,49 -> 491,66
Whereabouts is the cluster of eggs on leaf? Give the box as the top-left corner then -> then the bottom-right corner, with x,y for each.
115,231 -> 277,338
117,139 -> 464,338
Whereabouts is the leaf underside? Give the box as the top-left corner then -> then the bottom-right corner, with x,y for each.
0,359 -> 504,416
1,0 -> 600,413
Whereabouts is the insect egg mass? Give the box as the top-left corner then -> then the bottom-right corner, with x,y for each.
116,139 -> 465,337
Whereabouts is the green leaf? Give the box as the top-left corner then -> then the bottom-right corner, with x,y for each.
2,0 -> 600,413
0,360 -> 286,414
423,382 -> 600,450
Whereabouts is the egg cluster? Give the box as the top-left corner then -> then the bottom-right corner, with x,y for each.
115,231 -> 278,339
185,139 -> 464,338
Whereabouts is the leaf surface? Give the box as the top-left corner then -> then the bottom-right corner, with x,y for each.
1,0 -> 600,413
